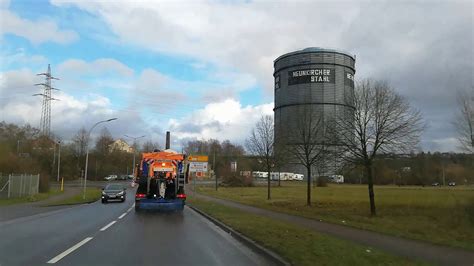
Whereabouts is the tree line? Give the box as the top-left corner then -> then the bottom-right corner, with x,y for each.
0,122 -> 163,191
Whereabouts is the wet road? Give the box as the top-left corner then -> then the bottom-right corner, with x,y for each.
0,188 -> 269,266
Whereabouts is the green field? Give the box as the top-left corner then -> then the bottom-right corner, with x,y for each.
43,188 -> 102,206
189,197 -> 424,266
196,183 -> 474,250
0,189 -> 63,206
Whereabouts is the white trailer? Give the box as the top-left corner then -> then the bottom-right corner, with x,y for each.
329,175 -> 344,184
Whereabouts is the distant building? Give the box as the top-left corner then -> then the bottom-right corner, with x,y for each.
110,139 -> 133,153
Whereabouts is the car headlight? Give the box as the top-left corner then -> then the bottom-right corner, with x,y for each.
117,191 -> 124,196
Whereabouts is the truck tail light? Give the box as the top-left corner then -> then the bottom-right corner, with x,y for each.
176,194 -> 186,200
136,193 -> 146,199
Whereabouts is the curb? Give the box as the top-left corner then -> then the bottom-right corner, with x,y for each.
40,199 -> 99,207
188,204 -> 291,266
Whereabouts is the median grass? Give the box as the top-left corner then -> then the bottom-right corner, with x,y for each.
196,183 -> 474,251
43,188 -> 102,206
0,188 -> 63,206
189,197 -> 424,266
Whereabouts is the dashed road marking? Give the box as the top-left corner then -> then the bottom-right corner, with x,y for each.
118,212 -> 127,219
100,221 -> 116,231
47,237 -> 93,264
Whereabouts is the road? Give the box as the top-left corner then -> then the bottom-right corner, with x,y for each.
0,188 -> 270,266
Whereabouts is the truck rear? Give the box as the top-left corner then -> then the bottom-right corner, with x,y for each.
134,150 -> 187,212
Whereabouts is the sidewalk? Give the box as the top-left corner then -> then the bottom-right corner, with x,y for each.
191,192 -> 474,266
0,187 -> 81,222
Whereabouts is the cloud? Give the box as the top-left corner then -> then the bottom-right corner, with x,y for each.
0,67 -> 162,143
168,98 -> 273,144
0,48 -> 47,69
57,58 -> 134,77
0,9 -> 78,45
50,0 -> 473,152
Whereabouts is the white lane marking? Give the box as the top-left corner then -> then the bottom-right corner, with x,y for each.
99,220 -> 116,231
47,237 -> 93,264
118,212 -> 127,219
132,203 -> 135,207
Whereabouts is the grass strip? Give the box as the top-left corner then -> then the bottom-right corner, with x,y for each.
0,189 -> 63,206
43,188 -> 102,206
196,184 -> 474,251
189,197 -> 426,266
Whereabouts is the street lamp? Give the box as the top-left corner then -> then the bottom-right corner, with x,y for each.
124,135 -> 146,177
57,140 -> 61,182
83,118 -> 118,200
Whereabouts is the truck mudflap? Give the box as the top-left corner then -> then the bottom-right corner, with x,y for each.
136,198 -> 185,211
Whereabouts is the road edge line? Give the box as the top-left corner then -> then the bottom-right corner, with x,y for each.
47,237 -> 93,264
187,204 -> 290,266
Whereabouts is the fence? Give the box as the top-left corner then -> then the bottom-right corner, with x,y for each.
0,174 -> 40,199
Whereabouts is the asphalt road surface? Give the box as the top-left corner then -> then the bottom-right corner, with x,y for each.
0,188 -> 270,266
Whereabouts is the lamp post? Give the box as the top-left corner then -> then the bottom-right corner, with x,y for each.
124,135 -> 146,177
83,118 -> 117,200
57,140 -> 61,182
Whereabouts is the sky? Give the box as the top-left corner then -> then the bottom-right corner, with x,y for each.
0,0 -> 472,152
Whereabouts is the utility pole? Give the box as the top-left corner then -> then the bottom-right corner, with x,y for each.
34,64 -> 60,137
124,135 -> 146,176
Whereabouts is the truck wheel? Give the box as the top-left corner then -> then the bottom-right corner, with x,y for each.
102,199 -> 107,204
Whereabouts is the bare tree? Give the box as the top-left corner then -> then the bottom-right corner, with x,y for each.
246,115 -> 274,200
95,127 -> 114,155
72,127 -> 88,158
285,106 -> 326,206
334,79 -> 424,215
453,88 -> 474,152
141,140 -> 161,152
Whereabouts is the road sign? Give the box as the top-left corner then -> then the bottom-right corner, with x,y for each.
189,162 -> 208,173
188,155 -> 208,162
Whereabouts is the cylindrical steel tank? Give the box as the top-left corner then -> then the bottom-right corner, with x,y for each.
273,47 -> 356,176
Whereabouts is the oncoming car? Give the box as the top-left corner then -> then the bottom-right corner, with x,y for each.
101,183 -> 126,203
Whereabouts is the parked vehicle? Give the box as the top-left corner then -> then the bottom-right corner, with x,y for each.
432,182 -> 440,186
101,183 -> 126,203
448,182 -> 456,186
252,171 -> 268,178
118,175 -> 128,180
104,175 -> 117,181
328,175 -> 344,184
293,174 -> 304,181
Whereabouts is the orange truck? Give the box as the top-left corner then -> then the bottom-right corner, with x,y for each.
134,137 -> 187,211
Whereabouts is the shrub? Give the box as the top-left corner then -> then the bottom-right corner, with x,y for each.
221,175 -> 254,187
316,176 -> 327,187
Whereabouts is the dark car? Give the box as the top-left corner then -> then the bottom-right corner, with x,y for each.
101,183 -> 126,203
448,182 -> 456,186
